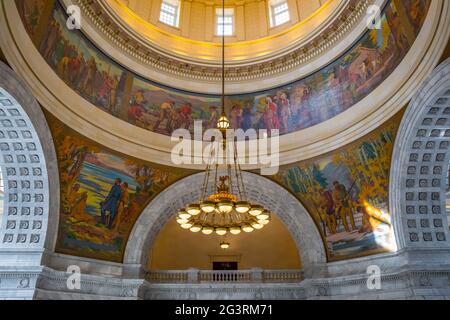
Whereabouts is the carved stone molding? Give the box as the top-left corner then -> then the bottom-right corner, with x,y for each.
73,0 -> 373,85
391,58 -> 450,250
0,62 -> 58,252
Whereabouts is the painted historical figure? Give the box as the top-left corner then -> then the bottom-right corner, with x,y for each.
101,178 -> 123,229
16,0 -> 430,139
47,114 -> 186,262
275,113 -> 401,261
113,182 -> 130,232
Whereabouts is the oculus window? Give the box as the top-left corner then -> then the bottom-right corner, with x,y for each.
216,8 -> 234,36
269,0 -> 290,27
160,0 -> 180,27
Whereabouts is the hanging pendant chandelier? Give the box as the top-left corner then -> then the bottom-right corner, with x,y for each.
175,0 -> 271,236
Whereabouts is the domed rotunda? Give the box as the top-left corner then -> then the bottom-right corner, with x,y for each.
0,0 -> 449,301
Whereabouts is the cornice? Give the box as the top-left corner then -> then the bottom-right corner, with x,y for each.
73,0 -> 373,86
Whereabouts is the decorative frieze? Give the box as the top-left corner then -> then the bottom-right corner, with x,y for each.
75,0 -> 371,82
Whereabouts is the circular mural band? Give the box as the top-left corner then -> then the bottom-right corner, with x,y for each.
17,0 -> 430,137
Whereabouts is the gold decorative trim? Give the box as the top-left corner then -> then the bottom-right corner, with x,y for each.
74,0 -> 373,83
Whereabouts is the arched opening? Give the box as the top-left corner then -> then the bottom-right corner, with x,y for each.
148,213 -> 301,271
0,61 -> 58,299
124,171 -> 326,278
391,57 -> 450,249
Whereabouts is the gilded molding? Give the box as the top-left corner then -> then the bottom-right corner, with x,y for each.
74,0 -> 372,83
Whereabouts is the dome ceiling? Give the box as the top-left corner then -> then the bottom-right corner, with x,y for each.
2,0 -> 447,173
77,0 -> 370,87
116,0 -> 337,43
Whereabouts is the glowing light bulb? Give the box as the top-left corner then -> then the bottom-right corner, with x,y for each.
215,228 -> 227,236
230,227 -> 241,235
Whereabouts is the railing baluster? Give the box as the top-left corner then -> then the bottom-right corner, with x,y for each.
146,269 -> 303,284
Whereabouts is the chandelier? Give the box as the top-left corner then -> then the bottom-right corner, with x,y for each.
175,0 -> 271,236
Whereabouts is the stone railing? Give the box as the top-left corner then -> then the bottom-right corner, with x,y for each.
145,269 -> 303,284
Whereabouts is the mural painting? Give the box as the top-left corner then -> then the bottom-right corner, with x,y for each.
47,113 -> 191,262
16,0 -> 430,137
12,0 -> 429,262
16,0 -> 46,39
274,112 -> 403,261
128,77 -> 220,134
36,1 -> 128,116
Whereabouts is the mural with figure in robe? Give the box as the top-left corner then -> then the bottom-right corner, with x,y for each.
48,108 -> 403,263
47,113 -> 191,261
274,112 -> 403,261
16,0 -> 430,137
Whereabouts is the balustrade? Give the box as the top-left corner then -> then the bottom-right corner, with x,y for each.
146,269 -> 303,283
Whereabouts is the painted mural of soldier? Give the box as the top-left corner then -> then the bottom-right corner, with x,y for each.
332,181 -> 356,233
100,178 -> 122,229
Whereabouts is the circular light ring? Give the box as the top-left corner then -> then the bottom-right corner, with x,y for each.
177,218 -> 189,225
249,205 -> 264,216
229,227 -> 241,235
215,227 -> 228,236
180,223 -> 193,229
190,225 -> 202,233
186,203 -> 201,216
200,200 -> 216,213
217,200 -> 234,214
202,227 -> 214,235
251,222 -> 264,230
257,210 -> 270,220
235,201 -> 251,213
178,210 -> 192,220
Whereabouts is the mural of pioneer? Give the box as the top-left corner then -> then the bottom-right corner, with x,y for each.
16,0 -> 430,137
47,113 -> 190,262
274,112 -> 403,261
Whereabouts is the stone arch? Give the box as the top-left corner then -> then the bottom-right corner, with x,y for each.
391,58 -> 450,251
0,61 -> 59,262
123,171 -> 326,276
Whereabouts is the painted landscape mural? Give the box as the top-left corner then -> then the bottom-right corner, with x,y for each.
17,0 -> 430,137
275,112 -> 403,261
15,0 -> 426,262
48,109 -> 403,263
47,114 -> 190,261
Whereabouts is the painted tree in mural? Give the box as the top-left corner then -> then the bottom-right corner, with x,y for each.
52,124 -> 100,211
312,164 -> 328,189
16,0 -> 430,138
274,113 -> 401,261
45,115 -> 188,262
124,161 -> 164,194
